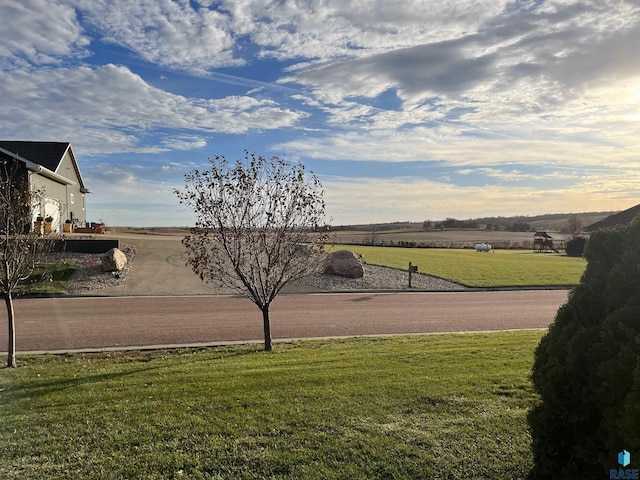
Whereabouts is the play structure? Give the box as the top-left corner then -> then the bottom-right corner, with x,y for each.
533,232 -> 565,253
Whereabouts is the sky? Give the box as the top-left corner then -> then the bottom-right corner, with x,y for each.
1,0 -> 640,227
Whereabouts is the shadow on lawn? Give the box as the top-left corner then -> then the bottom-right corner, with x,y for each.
1,364 -> 166,402
1,345 -> 271,403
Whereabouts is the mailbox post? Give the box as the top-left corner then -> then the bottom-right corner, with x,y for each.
408,262 -> 418,288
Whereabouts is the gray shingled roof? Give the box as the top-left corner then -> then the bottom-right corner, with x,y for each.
0,141 -> 70,172
584,203 -> 640,232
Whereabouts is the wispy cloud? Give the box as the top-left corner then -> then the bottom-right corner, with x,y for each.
2,1 -> 640,225
274,125 -> 640,168
0,64 -> 303,155
0,0 -> 89,66
322,173 -> 640,224
72,0 -> 240,72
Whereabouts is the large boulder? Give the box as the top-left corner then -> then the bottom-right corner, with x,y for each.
323,250 -> 364,278
101,247 -> 127,272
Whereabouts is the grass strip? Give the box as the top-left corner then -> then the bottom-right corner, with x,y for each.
0,331 -> 543,479
15,263 -> 79,296
330,244 -> 585,287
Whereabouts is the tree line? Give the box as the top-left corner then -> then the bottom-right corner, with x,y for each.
422,218 -> 532,231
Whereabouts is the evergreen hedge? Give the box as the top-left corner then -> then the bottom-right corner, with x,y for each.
565,236 -> 586,257
528,217 -> 640,478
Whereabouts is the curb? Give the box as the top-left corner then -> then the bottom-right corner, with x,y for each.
18,285 -> 573,300
4,329 -> 550,357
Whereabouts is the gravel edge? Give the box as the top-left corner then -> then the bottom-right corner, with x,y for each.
57,249 -> 466,295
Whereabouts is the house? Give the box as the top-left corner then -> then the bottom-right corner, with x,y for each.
0,141 -> 90,232
583,203 -> 640,232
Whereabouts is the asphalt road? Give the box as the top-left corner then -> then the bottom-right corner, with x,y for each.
1,290 -> 568,353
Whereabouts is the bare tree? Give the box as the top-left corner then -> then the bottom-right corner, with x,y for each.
566,214 -> 583,239
175,152 -> 329,351
366,224 -> 380,246
0,160 -> 52,368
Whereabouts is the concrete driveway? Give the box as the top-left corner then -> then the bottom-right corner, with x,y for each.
87,234 -> 217,296
90,233 -> 320,296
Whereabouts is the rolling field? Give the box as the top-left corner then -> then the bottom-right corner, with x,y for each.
329,244 -> 586,287
332,229 -> 562,249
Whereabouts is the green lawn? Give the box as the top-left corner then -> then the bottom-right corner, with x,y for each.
330,244 -> 585,287
0,332 -> 543,479
15,263 -> 79,296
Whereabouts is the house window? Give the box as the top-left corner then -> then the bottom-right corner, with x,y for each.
70,193 -> 74,204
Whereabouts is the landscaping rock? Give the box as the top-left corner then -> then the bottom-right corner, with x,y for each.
323,250 -> 364,278
101,247 -> 128,272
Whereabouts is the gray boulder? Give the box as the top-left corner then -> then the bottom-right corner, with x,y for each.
323,250 -> 364,278
101,247 -> 127,272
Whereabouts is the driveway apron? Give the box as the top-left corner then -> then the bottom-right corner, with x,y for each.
88,236 -> 220,296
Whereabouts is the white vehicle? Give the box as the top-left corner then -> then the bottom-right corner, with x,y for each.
475,243 -> 492,252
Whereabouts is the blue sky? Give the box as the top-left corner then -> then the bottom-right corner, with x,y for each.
2,0 -> 640,227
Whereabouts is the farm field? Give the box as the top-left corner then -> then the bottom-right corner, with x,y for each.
332,229 -> 566,249
0,332 -> 542,479
329,244 -> 586,288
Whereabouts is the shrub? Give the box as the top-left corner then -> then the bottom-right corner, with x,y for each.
565,236 -> 586,257
528,218 -> 640,478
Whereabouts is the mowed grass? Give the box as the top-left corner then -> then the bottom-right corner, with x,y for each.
330,244 -> 585,287
0,332 -> 543,479
15,263 -> 79,296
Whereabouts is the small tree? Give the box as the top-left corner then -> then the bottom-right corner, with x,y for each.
0,160 -> 52,368
564,235 -> 586,257
175,152 -> 329,351
565,214 -> 583,239
366,224 -> 380,246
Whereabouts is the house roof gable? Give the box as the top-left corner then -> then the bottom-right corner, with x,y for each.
0,141 -> 88,191
0,141 -> 70,172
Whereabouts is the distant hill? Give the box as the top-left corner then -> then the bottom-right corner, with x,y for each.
331,211 -> 618,233
330,221 -> 423,232
112,211 -> 618,235
473,212 -> 618,232
112,226 -> 191,236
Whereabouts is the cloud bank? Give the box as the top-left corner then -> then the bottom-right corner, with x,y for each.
1,0 -> 639,225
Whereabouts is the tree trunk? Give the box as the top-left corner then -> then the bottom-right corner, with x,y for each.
5,292 -> 16,368
262,305 -> 272,352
